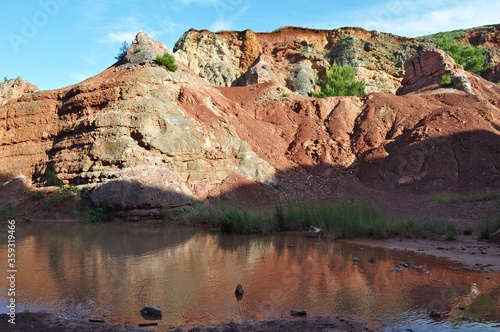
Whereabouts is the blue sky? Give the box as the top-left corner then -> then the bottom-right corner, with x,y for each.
1,0 -> 499,91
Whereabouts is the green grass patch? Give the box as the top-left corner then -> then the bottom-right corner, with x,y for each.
390,219 -> 457,240
477,217 -> 500,241
431,192 -> 500,204
440,74 -> 452,87
201,201 -> 454,240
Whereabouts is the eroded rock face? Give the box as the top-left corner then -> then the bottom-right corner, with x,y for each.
397,49 -> 472,95
174,27 -> 420,95
0,77 -> 39,105
175,25 -> 500,96
1,32 -> 500,216
0,32 -> 276,211
233,55 -> 276,86
174,29 -> 242,86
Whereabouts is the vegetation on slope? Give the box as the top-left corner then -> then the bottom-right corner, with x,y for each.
155,52 -> 178,72
313,62 -> 365,97
436,35 -> 488,74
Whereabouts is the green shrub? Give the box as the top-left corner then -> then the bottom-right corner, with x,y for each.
436,36 -> 488,74
35,190 -> 44,200
0,203 -> 16,220
155,52 -> 178,72
45,170 -> 63,187
463,228 -> 473,236
3,76 -> 9,83
440,74 -> 452,87
84,206 -> 109,223
477,217 -> 500,241
135,46 -> 142,53
61,184 -> 80,198
115,41 -> 129,61
313,62 -> 365,97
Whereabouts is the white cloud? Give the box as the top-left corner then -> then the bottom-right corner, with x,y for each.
70,72 -> 91,82
350,0 -> 500,37
209,2 -> 250,31
80,53 -> 100,65
210,18 -> 231,31
179,0 -> 219,4
101,31 -> 137,43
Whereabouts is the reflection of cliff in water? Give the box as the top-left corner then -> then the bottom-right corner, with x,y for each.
20,222 -> 197,255
0,223 -> 499,329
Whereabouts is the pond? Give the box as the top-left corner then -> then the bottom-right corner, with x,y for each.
0,222 -> 499,331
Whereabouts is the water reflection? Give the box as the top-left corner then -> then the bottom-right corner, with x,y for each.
0,222 -> 499,331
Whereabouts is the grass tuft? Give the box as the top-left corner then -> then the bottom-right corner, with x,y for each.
431,192 -> 500,204
477,217 -> 500,241
201,200 -> 458,240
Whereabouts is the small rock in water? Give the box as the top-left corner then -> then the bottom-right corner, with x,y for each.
291,310 -> 307,316
461,316 -> 471,321
140,306 -> 162,318
353,257 -> 360,262
235,284 -> 244,297
308,225 -> 324,237
430,310 -> 442,318
424,270 -> 431,276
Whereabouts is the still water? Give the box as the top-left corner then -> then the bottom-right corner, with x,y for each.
0,222 -> 499,331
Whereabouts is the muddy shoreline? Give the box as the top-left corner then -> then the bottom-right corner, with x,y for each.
0,312 -> 378,332
348,234 -> 500,272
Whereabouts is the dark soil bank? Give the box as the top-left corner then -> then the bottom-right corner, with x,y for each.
0,313 -> 378,332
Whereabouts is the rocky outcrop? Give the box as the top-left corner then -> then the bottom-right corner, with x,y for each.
119,30 -> 170,66
0,32 -> 276,212
174,27 -> 420,95
174,25 -> 500,96
174,29 -> 242,86
397,49 -> 472,95
233,55 -> 276,86
1,32 -> 500,217
0,77 -> 39,105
